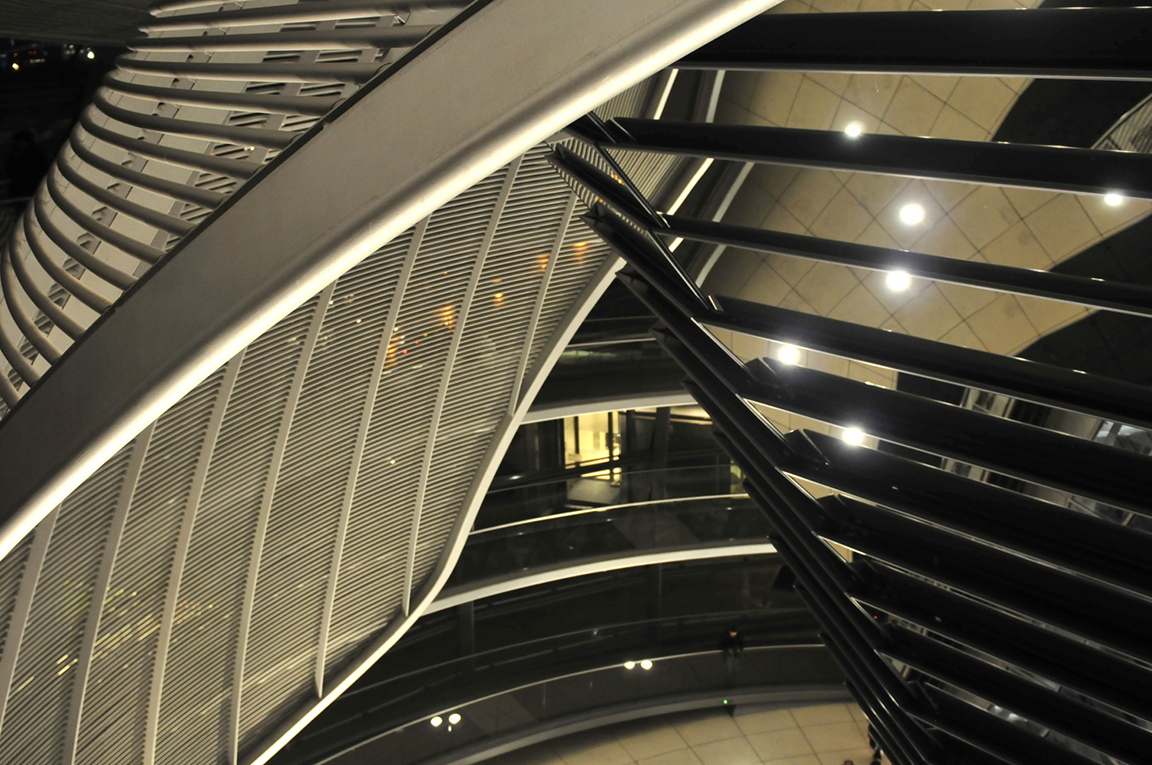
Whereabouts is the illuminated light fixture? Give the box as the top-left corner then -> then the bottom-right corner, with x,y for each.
11,63 -> 18,71
86,50 -> 95,59
1105,192 -> 1124,206
624,661 -> 636,669
885,270 -> 912,291
898,203 -> 925,225
430,717 -> 443,727
777,344 -> 801,365
844,121 -> 864,138
842,427 -> 866,446
640,660 -> 653,670
448,713 -> 462,725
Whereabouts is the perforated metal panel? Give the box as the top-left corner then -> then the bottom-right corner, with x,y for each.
0,125 -> 686,763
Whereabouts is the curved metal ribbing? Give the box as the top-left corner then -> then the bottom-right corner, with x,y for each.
0,0 -> 468,409
0,46 -> 706,765
0,0 -> 782,762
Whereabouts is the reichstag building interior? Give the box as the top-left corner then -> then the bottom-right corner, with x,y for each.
0,1 -> 1149,764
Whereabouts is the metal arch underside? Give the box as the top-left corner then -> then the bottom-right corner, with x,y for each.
0,1 -> 783,764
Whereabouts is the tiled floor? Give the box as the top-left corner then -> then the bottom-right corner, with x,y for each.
698,0 -> 1152,411
485,703 -> 882,765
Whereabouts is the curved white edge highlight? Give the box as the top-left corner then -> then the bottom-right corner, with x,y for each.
0,0 -> 783,567
426,541 -> 779,615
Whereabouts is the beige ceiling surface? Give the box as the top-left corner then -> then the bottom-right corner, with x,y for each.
700,0 -> 1152,400
699,0 -> 1152,443
487,702 -> 879,765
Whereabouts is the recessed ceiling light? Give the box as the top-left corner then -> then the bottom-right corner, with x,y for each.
430,717 -> 443,727
1105,192 -> 1123,206
844,121 -> 864,138
640,660 -> 653,670
899,203 -> 925,225
842,428 -> 865,446
624,661 -> 635,669
448,713 -> 462,725
885,270 -> 912,291
778,345 -> 801,365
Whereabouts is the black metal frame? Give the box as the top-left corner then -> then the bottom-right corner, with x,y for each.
548,20 -> 1152,758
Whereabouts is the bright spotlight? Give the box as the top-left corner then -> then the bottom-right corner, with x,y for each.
640,660 -> 653,670
624,661 -> 635,669
86,50 -> 95,60
1105,192 -> 1123,207
844,121 -> 864,138
898,203 -> 925,225
842,428 -> 866,446
885,270 -> 912,291
448,713 -> 461,725
430,717 -> 443,727
777,344 -> 801,365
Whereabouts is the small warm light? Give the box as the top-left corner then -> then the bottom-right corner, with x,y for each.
355,318 -> 362,324
777,345 -> 801,365
624,661 -> 635,670
842,428 -> 866,446
885,270 -> 912,291
640,660 -> 653,670
448,713 -> 461,725
844,121 -> 864,138
430,717 -> 443,727
86,50 -> 95,60
899,203 -> 925,225
1105,192 -> 1124,207
11,63 -> 18,71
493,292 -> 504,300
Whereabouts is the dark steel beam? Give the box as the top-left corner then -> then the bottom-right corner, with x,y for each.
887,627 -> 1152,765
610,119 -> 1152,199
850,564 -> 1152,724
665,214 -> 1152,319
818,495 -> 1152,666
707,294 -> 1152,430
917,686 -> 1104,765
679,9 -> 1152,80
739,358 -> 1152,517
621,303 -> 940,762
609,256 -> 938,760
786,430 -> 1152,601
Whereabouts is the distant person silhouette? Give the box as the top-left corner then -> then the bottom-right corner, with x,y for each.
719,625 -> 744,680
6,131 -> 48,198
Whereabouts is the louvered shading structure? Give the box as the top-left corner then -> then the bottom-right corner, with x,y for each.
552,7 -> 1152,765
0,0 -> 779,764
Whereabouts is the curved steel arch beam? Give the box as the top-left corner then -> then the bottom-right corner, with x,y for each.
0,0 -> 782,565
